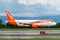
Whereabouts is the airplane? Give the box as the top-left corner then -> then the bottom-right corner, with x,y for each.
6,11 -> 56,28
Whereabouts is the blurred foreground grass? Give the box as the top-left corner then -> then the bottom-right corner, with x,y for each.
0,28 -> 60,30
0,38 -> 60,40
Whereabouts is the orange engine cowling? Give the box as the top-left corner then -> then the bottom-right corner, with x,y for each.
31,23 -> 37,28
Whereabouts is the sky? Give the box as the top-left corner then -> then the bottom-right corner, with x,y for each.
0,0 -> 60,17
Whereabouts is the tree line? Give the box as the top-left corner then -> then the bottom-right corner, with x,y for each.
0,19 -> 60,28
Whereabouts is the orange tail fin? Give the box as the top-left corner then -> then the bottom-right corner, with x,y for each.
6,11 -> 17,26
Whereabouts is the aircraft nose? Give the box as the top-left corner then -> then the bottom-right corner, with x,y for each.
52,22 -> 57,25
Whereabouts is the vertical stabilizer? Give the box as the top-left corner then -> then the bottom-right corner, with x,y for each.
6,11 -> 17,26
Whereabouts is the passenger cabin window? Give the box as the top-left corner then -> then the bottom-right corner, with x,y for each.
19,23 -> 22,24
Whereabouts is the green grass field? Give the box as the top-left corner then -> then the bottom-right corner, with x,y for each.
0,28 -> 60,30
0,38 -> 60,40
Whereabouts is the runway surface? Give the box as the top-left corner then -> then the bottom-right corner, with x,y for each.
0,36 -> 60,38
0,30 -> 60,38
0,30 -> 60,35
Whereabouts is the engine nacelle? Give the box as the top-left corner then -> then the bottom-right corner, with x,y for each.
31,23 -> 37,28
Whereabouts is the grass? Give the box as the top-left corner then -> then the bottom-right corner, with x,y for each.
0,38 -> 60,40
45,34 -> 60,36
0,28 -> 60,30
